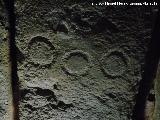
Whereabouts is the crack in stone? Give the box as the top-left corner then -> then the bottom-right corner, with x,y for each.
132,8 -> 160,120
3,0 -> 20,120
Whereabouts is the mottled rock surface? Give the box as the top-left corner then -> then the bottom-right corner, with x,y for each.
15,0 -> 156,120
155,61 -> 160,120
0,1 -> 13,120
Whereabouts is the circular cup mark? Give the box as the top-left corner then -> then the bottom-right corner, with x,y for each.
101,49 -> 128,77
62,50 -> 92,76
28,36 -> 56,65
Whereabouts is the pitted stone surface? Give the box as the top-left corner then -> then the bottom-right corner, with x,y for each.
15,0 -> 155,119
101,49 -> 128,77
62,50 -> 92,76
27,36 -> 56,65
0,1 -> 12,120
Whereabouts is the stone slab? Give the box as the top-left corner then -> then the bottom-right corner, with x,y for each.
15,0 -> 156,119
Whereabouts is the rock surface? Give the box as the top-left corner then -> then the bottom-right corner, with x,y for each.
154,61 -> 160,120
15,0 -> 156,120
0,1 -> 13,120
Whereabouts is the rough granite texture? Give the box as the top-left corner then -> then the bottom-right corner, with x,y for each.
15,0 -> 156,120
0,1 -> 13,120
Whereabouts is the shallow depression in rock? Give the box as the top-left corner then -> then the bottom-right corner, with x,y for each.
102,51 -> 128,77
28,36 -> 55,65
62,50 -> 91,76
66,55 -> 88,72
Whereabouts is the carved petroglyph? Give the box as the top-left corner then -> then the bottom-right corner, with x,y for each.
27,36 -> 56,65
101,49 -> 129,77
62,50 -> 92,76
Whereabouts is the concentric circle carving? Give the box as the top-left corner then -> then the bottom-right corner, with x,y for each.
101,49 -> 128,77
27,36 -> 56,65
62,50 -> 92,76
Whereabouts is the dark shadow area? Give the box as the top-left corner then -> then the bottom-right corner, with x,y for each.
132,7 -> 160,120
3,0 -> 20,120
